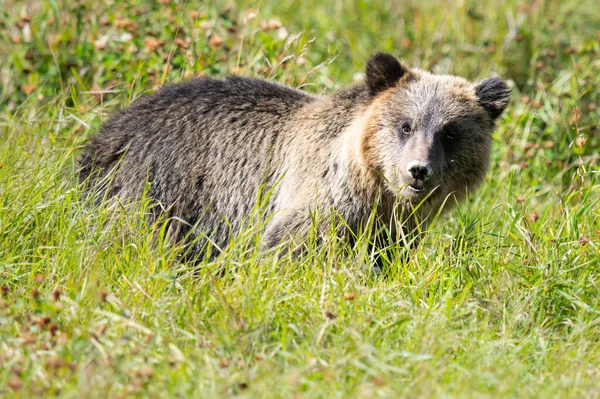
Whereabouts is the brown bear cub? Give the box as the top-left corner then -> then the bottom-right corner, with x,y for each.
79,52 -> 510,260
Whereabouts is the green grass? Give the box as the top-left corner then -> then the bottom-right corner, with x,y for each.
1,0 -> 599,397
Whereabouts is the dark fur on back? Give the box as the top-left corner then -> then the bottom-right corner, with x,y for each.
80,77 -> 371,253
80,53 -> 510,259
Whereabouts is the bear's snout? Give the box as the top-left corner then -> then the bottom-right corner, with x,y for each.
407,160 -> 433,181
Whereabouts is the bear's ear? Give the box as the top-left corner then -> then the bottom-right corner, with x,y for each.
365,52 -> 407,96
475,77 -> 511,120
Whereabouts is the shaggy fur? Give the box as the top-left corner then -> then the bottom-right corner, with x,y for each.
79,52 -> 510,258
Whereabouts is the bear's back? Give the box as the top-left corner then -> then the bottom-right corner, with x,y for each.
79,77 -> 317,251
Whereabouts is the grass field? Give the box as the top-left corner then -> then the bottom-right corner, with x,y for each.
1,0 -> 599,397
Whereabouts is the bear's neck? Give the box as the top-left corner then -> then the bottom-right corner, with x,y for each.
332,84 -> 391,209
329,81 -> 372,105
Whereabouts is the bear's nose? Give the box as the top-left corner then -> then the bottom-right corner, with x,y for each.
407,161 -> 433,181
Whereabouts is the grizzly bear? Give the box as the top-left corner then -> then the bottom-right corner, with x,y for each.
79,52 -> 510,261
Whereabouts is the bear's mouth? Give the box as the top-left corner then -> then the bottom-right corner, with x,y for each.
407,179 -> 428,193
407,184 -> 425,193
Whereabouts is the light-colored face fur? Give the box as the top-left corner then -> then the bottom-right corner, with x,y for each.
360,53 -> 510,212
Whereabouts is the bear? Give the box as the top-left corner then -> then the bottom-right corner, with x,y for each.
79,52 -> 510,261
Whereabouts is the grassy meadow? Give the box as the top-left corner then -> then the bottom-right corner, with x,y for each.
1,0 -> 599,397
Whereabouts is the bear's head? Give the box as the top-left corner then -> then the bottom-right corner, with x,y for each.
360,52 -> 510,211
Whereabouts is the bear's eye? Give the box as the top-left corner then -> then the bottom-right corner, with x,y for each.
401,122 -> 412,135
442,125 -> 458,143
